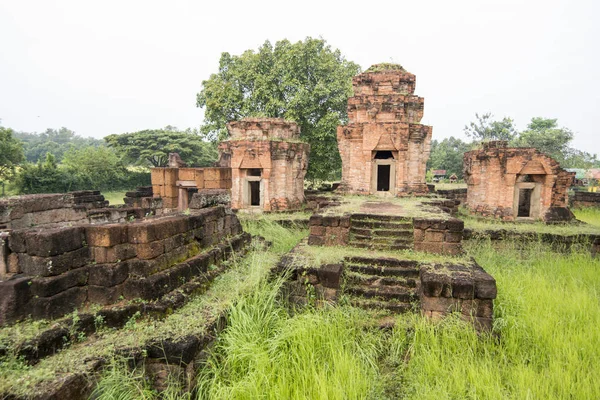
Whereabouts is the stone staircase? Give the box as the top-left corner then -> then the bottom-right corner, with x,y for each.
348,214 -> 414,251
343,256 -> 420,313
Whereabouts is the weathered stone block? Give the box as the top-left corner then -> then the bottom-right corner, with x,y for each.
0,277 -> 32,326
424,230 -> 445,242
30,267 -> 89,298
25,226 -> 85,257
310,225 -> 326,236
88,262 -> 129,287
85,224 -> 127,247
309,215 -> 322,226
444,232 -> 463,243
19,247 -> 90,277
318,263 -> 343,288
307,235 -> 325,246
29,286 -> 87,320
88,284 -> 123,305
135,241 -> 165,260
442,243 -> 462,256
451,275 -> 475,299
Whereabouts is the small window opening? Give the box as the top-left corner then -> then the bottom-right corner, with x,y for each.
248,169 -> 262,177
374,151 -> 394,160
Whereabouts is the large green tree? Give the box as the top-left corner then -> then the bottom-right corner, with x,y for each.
427,137 -> 472,179
196,37 -> 361,181
0,126 -> 25,195
463,113 -> 517,142
105,127 -> 218,168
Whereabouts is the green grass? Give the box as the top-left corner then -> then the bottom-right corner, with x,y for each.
391,240 -> 600,399
0,222 -> 307,397
461,207 -> 600,236
573,207 -> 600,228
196,280 -> 385,400
102,191 -> 126,205
321,194 -> 451,219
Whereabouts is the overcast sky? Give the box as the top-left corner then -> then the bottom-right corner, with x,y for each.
0,0 -> 598,155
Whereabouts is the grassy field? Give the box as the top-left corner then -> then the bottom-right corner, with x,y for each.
191,232 -> 600,398
573,207 -> 600,227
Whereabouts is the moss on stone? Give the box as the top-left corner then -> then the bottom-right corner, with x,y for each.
365,63 -> 406,73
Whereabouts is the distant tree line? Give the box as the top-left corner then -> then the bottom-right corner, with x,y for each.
427,113 -> 599,180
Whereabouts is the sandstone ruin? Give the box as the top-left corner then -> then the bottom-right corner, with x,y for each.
337,64 -> 432,196
463,141 -> 575,221
151,118 -> 309,212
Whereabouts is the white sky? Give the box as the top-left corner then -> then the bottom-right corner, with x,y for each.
0,0 -> 598,155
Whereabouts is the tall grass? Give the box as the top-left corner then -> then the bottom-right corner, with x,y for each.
91,361 -> 156,400
573,207 -> 600,227
240,218 -> 308,254
196,279 -> 384,400
393,240 -> 600,399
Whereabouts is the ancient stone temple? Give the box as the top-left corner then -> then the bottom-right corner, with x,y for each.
152,118 -> 310,212
463,141 -> 575,221
337,64 -> 432,196
219,118 -> 310,211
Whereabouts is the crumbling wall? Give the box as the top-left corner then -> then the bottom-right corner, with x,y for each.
0,206 -> 248,326
0,191 -> 109,230
572,191 -> 600,208
464,141 -> 574,221
435,188 -> 468,205
413,218 -> 464,256
151,167 -> 232,209
420,263 -> 496,331
307,215 -> 351,246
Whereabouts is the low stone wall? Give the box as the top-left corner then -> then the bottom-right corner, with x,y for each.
413,218 -> 464,255
307,214 -> 350,246
0,206 -> 247,326
0,191 -> 106,230
463,228 -> 600,258
420,263 -> 496,331
572,191 -> 600,208
435,188 -> 467,205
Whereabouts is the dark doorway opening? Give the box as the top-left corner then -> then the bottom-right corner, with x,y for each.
374,151 -> 394,160
377,165 -> 391,191
249,181 -> 261,206
518,188 -> 533,217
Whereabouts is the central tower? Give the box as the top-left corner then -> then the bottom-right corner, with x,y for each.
337,64 -> 432,196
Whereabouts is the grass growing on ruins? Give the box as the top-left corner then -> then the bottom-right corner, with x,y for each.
390,239 -> 600,398
321,195 -> 450,219
573,206 -> 600,227
460,208 -> 600,235
0,223 -> 308,397
195,280 -> 384,400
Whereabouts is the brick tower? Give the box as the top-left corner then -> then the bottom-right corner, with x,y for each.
337,64 -> 432,196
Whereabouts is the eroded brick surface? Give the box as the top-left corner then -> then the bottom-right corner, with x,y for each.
337,65 -> 432,196
464,141 -> 574,221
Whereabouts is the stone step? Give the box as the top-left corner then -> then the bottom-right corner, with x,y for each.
349,298 -> 414,314
349,227 -> 413,238
347,241 -> 412,251
350,213 -> 411,223
345,263 -> 420,278
350,235 -> 413,245
345,271 -> 417,288
350,220 -> 413,230
345,256 -> 419,268
345,285 -> 417,302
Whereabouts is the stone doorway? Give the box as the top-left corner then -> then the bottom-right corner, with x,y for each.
513,179 -> 541,219
243,168 -> 263,208
249,181 -> 260,206
377,165 -> 391,191
371,151 -> 396,194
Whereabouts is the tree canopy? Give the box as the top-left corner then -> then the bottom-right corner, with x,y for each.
13,127 -> 103,163
0,126 -> 25,183
427,137 -> 472,179
463,113 -> 517,142
196,37 -> 361,181
105,127 -> 218,168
